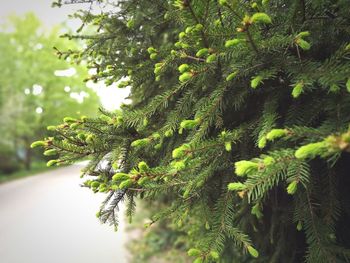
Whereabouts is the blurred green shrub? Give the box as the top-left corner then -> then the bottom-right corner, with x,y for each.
0,145 -> 19,174
127,202 -> 190,263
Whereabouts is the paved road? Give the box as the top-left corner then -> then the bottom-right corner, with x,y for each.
0,164 -> 129,263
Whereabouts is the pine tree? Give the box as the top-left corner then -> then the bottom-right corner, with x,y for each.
36,0 -> 350,262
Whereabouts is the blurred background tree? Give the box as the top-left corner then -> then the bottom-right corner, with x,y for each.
0,13 -> 99,174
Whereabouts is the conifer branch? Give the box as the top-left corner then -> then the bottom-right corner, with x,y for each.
187,0 -> 209,48
36,1 -> 350,261
246,29 -> 260,55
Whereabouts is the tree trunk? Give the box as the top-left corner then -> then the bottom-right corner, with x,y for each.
24,146 -> 31,170
23,137 -> 32,171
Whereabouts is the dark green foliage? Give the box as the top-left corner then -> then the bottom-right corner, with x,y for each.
38,0 -> 350,261
0,145 -> 20,174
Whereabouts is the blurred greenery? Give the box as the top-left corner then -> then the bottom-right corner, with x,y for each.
0,13 -> 99,176
126,201 -> 191,263
0,161 -> 55,184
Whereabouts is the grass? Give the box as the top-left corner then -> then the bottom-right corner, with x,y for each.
0,161 -> 55,184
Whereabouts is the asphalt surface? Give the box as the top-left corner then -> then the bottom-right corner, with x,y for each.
0,164 -> 129,263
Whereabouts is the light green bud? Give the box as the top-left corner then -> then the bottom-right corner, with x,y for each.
287,181 -> 298,195
63,117 -> 76,123
247,246 -> 259,258
179,72 -> 193,82
147,47 -> 157,54
185,26 -> 193,34
116,116 -> 124,124
292,82 -> 304,98
296,39 -> 311,50
295,141 -> 328,159
195,24 -> 203,31
150,53 -> 158,60
225,141 -> 232,152
174,41 -> 182,48
297,221 -> 302,231
126,19 -> 135,28
234,160 -> 259,176
154,66 -> 162,75
43,149 -> 58,156
228,182 -> 246,191
263,156 -> 275,166
225,39 -> 242,48
178,31 -> 186,39
138,161 -> 149,172
112,173 -> 130,182
131,138 -> 150,148
297,31 -> 310,38
226,71 -> 239,81
86,134 -> 96,144
258,136 -> 267,149
262,0 -> 269,6
70,123 -> 79,129
266,129 -> 288,141
251,75 -> 263,89
196,48 -> 209,57
143,118 -> 149,127
165,129 -> 173,137
180,119 -> 200,130
137,176 -> 150,186
172,160 -> 186,171
206,53 -> 217,63
77,133 -> 86,141
251,12 -> 272,24
119,179 -> 133,189
178,64 -> 190,73
193,258 -> 204,263
47,159 -> 59,167
209,251 -> 220,260
330,84 -> 340,93
91,181 -> 100,188
30,140 -> 47,148
187,248 -> 201,257
172,144 -> 191,159
251,203 -> 263,219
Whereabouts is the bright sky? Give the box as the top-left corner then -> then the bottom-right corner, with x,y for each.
0,0 -> 92,30
0,0 -> 130,110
